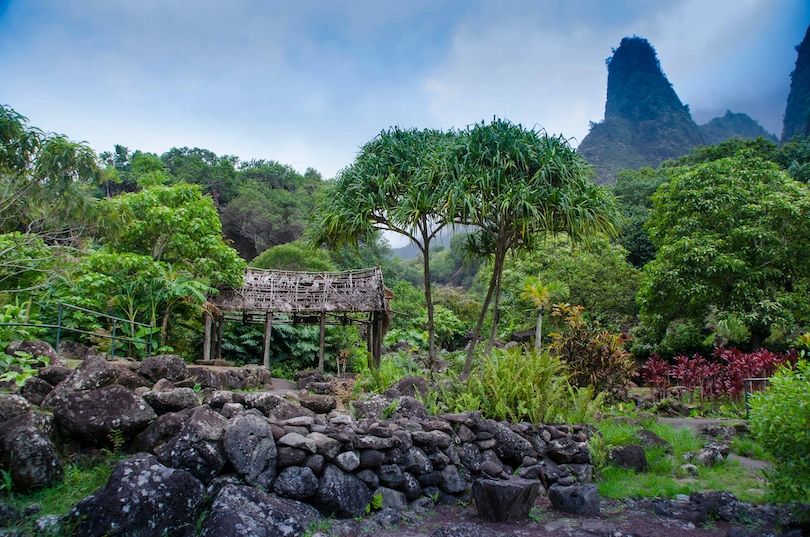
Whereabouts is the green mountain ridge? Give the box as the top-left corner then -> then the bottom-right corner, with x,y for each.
579,36 -> 778,185
782,25 -> 810,143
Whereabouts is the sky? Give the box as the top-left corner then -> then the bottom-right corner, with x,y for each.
1,0 -> 808,183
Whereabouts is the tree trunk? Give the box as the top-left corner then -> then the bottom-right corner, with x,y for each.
463,254 -> 500,374
535,307 -> 544,351
421,230 -> 437,373
484,252 -> 506,356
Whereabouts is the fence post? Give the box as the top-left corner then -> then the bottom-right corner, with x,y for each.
111,320 -> 117,360
56,303 -> 63,353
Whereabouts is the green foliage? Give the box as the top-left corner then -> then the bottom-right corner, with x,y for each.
97,183 -> 245,287
777,134 -> 810,184
549,304 -> 635,400
161,146 -> 239,204
749,359 -> 810,503
698,112 -> 778,146
0,350 -> 45,387
381,399 -> 399,420
639,153 -> 810,351
251,241 -> 336,272
440,345 -> 602,424
355,353 -> 414,394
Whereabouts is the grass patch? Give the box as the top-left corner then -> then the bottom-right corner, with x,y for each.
730,435 -> 772,462
4,453 -> 118,531
595,419 -> 767,503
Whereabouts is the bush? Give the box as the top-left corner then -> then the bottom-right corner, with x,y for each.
549,304 -> 635,401
440,345 -> 603,424
749,359 -> 810,503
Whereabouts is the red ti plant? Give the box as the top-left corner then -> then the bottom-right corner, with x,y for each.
642,353 -> 671,400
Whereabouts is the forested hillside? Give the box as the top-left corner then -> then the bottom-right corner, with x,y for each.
782,25 -> 810,142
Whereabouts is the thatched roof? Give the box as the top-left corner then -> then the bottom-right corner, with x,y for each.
213,267 -> 388,314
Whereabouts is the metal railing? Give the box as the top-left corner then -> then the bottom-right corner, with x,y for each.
743,377 -> 770,419
0,303 -> 155,359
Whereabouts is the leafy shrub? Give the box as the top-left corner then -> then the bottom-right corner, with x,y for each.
440,345 -> 603,424
549,304 -> 635,401
749,359 -> 810,503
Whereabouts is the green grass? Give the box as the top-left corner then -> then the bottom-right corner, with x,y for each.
3,453 -> 118,532
594,418 -> 767,503
730,435 -> 773,462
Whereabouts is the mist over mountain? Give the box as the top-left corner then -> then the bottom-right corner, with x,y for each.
782,25 -> 810,143
579,37 -> 778,184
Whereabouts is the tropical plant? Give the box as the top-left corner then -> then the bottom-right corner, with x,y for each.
520,278 -> 569,351
309,127 -> 453,369
448,119 -> 622,373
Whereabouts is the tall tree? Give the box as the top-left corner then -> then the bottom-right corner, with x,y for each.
639,151 -> 810,350
309,127 -> 452,368
449,119 -> 621,373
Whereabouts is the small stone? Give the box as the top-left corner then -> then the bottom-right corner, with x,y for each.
334,450 -> 360,472
548,483 -> 600,516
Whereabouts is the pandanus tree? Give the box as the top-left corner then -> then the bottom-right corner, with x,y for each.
448,119 -> 622,374
520,278 -> 569,351
308,127 -> 452,369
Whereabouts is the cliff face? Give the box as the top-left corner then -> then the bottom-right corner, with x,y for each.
579,37 -> 703,185
700,111 -> 778,146
782,25 -> 810,143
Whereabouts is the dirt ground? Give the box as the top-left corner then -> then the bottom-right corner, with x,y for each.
314,496 -> 778,537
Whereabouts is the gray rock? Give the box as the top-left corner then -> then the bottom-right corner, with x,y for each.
304,453 -> 326,475
313,464 -> 372,518
242,392 -> 285,415
373,486 -> 408,511
410,496 -> 434,514
636,429 -> 671,451
143,387 -> 199,414
111,366 -> 151,390
0,412 -> 62,489
458,443 -> 482,472
548,483 -> 600,516
356,468 -> 380,489
223,412 -> 278,489
300,394 -> 337,414
377,464 -> 404,489
0,394 -> 33,425
139,354 -> 187,382
278,432 -> 317,454
52,385 -> 156,443
203,390 -> 244,408
220,402 -> 244,419
334,450 -> 361,472
135,408 -> 194,453
200,483 -> 320,537
37,365 -> 71,387
608,444 -> 648,472
472,477 -> 544,522
696,447 -> 725,466
403,446 -> 433,475
350,396 -> 392,420
273,466 -> 319,500
270,401 -> 317,421
57,340 -> 95,361
359,449 -> 386,469
566,463 -> 594,483
277,447 -> 307,467
41,356 -> 117,410
5,340 -> 63,367
401,472 -> 422,501
75,453 -> 204,537
391,396 -> 429,420
481,460 -> 502,477
155,405 -> 228,483
439,464 -> 467,494
388,376 -> 429,399
20,376 -> 53,406
547,437 -> 580,464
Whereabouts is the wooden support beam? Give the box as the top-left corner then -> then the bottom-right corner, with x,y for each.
203,313 -> 212,361
263,312 -> 273,369
372,311 -> 383,369
318,312 -> 326,374
216,317 -> 223,360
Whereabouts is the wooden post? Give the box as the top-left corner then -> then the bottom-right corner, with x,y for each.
216,317 -> 223,360
366,313 -> 373,354
203,312 -> 212,362
263,312 -> 273,369
318,312 -> 326,374
372,311 -> 383,369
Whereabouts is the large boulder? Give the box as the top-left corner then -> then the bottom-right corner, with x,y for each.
155,405 -> 228,483
57,340 -> 95,361
74,453 -> 204,537
135,408 -> 195,453
52,385 -> 156,443
5,340 -> 65,368
37,365 -> 72,387
312,464 -> 372,518
608,444 -> 647,472
143,387 -> 200,414
139,354 -> 187,382
20,376 -> 53,406
548,483 -> 600,516
0,394 -> 33,425
472,477 -> 543,522
0,412 -> 62,489
200,484 -> 320,537
223,412 -> 278,489
40,355 -> 117,410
